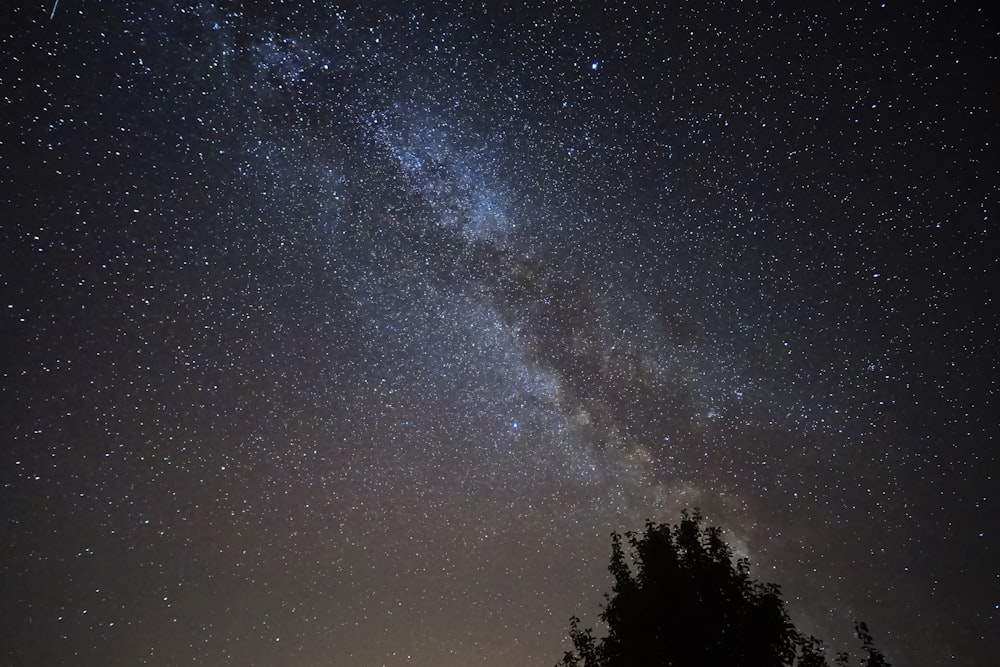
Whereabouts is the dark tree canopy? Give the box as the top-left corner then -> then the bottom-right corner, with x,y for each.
560,511 -> 889,667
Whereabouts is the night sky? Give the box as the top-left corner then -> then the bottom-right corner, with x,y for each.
2,2 -> 997,665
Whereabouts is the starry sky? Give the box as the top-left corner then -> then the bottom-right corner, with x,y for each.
2,1 -> 997,665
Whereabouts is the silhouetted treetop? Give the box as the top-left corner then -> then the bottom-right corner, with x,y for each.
559,510 -> 890,667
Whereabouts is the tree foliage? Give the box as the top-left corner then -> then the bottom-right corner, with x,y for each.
559,510 -> 889,667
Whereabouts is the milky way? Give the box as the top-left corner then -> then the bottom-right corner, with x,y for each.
2,2 -> 997,666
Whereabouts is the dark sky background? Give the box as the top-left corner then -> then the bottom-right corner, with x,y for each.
2,1 -> 997,665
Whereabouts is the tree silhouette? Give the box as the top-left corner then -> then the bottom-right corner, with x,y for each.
559,510 -> 889,667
